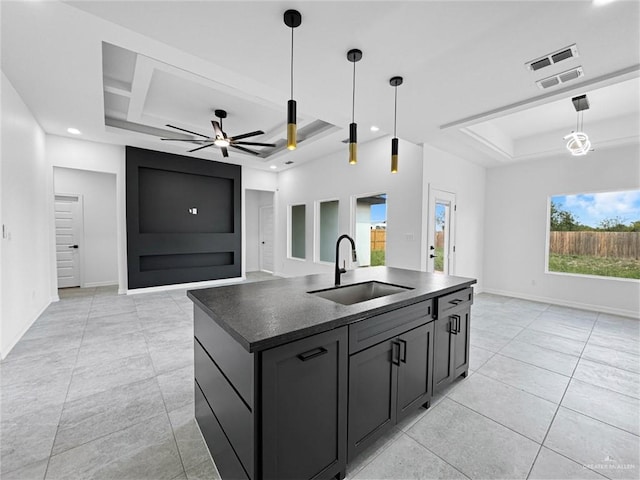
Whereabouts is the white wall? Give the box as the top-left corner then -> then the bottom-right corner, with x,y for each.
484,143 -> 640,317
54,167 -> 118,287
276,135 -> 424,277
422,144 -> 486,289
46,136 -> 126,293
245,190 -> 274,272
1,72 -> 52,358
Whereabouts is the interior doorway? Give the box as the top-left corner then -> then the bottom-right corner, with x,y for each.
55,194 -> 83,288
427,188 -> 456,275
352,193 -> 387,267
259,205 -> 274,273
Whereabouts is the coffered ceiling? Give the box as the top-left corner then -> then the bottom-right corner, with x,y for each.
2,1 -> 638,171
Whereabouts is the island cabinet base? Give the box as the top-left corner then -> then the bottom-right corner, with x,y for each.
192,281 -> 474,480
194,305 -> 348,480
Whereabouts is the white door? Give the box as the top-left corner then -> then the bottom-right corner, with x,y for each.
427,188 -> 456,275
259,205 -> 274,273
55,195 -> 82,288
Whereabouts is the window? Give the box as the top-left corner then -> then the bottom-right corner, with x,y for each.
289,204 -> 306,260
317,200 -> 339,263
547,189 -> 640,280
353,194 -> 387,267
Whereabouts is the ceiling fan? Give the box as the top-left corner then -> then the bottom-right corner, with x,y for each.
161,109 -> 276,158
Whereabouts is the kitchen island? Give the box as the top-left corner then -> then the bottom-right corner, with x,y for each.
188,266 -> 476,480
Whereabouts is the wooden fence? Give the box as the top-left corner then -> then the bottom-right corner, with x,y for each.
370,229 -> 386,251
549,231 -> 640,259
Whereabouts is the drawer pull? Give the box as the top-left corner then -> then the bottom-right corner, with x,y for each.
297,347 -> 328,362
448,298 -> 463,305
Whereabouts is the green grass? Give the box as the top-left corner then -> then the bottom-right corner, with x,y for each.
548,253 -> 640,279
370,250 -> 385,266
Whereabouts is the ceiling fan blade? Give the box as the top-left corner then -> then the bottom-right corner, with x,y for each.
161,138 -> 209,142
233,141 -> 277,148
230,144 -> 261,156
166,124 -> 210,139
221,147 -> 229,158
211,120 -> 225,139
188,143 -> 215,153
229,130 -> 265,141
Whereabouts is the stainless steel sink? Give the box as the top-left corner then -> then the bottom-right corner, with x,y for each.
308,281 -> 413,306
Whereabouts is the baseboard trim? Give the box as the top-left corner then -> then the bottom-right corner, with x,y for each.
0,300 -> 51,360
482,288 -> 640,319
83,281 -> 119,288
126,277 -> 245,295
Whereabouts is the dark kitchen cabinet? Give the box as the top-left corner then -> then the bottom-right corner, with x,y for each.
433,287 -> 473,392
348,322 -> 434,461
262,327 -> 348,480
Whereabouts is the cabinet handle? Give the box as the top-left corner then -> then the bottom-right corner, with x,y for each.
297,347 -> 328,362
391,341 -> 401,366
448,298 -> 463,305
449,316 -> 459,335
399,339 -> 407,363
453,315 -> 461,334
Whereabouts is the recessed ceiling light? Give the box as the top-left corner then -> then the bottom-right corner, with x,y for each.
593,0 -> 616,6
370,125 -> 380,132
269,165 -> 277,169
67,127 -> 81,135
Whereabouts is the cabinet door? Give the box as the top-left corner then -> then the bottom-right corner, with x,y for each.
348,339 -> 398,462
262,327 -> 347,480
453,309 -> 470,378
396,322 -> 434,422
432,316 -> 454,392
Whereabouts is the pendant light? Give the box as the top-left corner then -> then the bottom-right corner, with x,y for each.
347,49 -> 362,164
389,76 -> 403,173
564,94 -> 591,156
284,9 -> 302,151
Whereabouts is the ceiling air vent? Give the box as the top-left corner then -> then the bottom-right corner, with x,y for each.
536,66 -> 584,89
526,44 -> 579,71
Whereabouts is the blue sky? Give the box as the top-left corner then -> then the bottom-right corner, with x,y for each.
371,203 -> 386,223
552,189 -> 640,227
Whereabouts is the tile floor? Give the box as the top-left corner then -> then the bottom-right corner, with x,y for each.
1,282 -> 638,480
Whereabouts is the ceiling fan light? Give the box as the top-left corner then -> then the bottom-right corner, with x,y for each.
287,99 -> 297,150
214,138 -> 230,147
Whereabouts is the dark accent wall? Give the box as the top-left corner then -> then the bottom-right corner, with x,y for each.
126,146 -> 241,289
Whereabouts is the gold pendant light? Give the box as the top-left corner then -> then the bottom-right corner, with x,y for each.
284,10 -> 302,150
347,49 -> 363,164
389,76 -> 403,173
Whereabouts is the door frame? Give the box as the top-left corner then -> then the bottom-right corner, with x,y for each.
349,191 -> 388,268
425,186 -> 456,274
54,193 -> 85,288
259,205 -> 274,273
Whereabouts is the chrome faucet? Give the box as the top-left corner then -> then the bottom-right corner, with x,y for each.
335,234 -> 357,286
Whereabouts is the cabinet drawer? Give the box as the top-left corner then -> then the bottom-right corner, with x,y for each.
436,287 -> 473,318
195,382 -> 249,480
195,340 -> 254,479
194,306 -> 254,409
349,300 -> 432,354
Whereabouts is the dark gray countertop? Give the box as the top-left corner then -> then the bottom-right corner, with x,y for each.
188,266 -> 476,353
